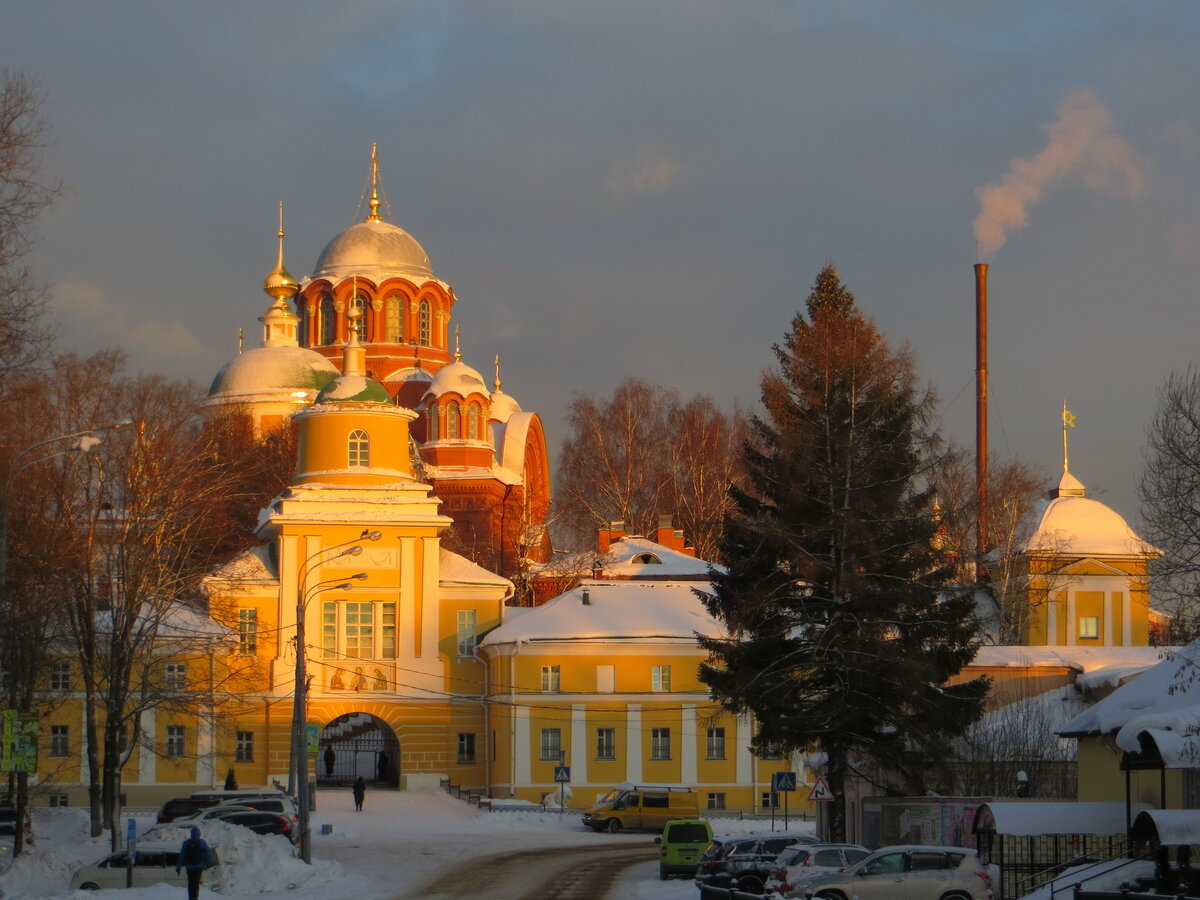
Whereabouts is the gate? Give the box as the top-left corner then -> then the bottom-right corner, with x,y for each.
319,713 -> 399,788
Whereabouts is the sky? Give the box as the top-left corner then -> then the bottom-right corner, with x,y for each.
4,1 -> 1200,523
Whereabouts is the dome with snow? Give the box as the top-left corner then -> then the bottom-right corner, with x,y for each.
311,219 -> 434,282
425,360 -> 488,399
314,373 -> 393,405
488,389 -> 522,423
208,346 -> 340,400
1024,471 -> 1158,558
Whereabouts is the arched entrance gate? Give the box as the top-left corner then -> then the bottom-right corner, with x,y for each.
318,713 -> 399,788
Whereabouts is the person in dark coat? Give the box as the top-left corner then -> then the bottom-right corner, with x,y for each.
323,744 -> 336,778
377,751 -> 389,784
175,825 -> 214,900
352,776 -> 365,811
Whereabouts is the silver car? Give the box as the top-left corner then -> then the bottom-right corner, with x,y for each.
767,843 -> 870,898
796,844 -> 993,900
68,842 -> 223,891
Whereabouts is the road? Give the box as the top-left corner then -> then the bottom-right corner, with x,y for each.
400,840 -> 660,899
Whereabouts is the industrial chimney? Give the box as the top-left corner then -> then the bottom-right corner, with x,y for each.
975,263 -> 989,567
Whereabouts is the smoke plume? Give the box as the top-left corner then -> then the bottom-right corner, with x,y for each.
973,89 -> 1144,258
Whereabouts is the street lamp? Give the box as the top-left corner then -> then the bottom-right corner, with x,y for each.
291,530 -> 381,863
0,417 -> 133,855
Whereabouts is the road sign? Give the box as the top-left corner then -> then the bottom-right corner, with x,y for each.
553,765 -> 571,783
808,776 -> 834,802
772,771 -> 798,792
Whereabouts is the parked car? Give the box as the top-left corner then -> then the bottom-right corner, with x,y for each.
69,842 -> 223,891
156,796 -> 221,823
581,783 -> 699,833
215,810 -> 297,844
214,794 -> 299,826
792,845 -> 994,900
0,806 -> 30,839
171,804 -> 258,826
765,843 -> 870,898
695,832 -> 819,893
657,818 -> 714,879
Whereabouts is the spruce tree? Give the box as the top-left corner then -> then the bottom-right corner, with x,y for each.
698,264 -> 987,840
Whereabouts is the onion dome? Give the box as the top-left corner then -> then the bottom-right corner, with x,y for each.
264,202 -> 300,302
208,347 -> 339,401
313,304 -> 393,405
488,389 -> 522,423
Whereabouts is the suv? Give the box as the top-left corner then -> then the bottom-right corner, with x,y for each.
214,794 -> 298,827
156,797 -> 220,823
696,832 -> 819,893
793,845 -> 993,900
766,843 -> 871,898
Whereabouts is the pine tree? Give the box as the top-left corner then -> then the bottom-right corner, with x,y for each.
698,264 -> 988,840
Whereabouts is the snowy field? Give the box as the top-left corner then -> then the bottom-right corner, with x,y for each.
0,788 -> 811,899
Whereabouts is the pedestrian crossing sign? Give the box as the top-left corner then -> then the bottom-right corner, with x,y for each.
554,765 -> 570,783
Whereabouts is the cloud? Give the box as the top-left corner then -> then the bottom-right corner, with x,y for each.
52,280 -> 208,363
606,148 -> 684,199
973,89 -> 1145,258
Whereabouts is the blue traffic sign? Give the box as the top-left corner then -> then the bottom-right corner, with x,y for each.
554,765 -> 571,783
772,771 -> 798,792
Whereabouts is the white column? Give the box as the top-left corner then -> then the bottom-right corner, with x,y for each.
571,704 -> 587,787
196,713 -> 215,787
138,708 -> 156,784
681,704 -> 697,785
1065,591 -> 1076,645
626,704 -> 642,784
514,706 -> 530,788
735,714 -> 752,785
399,537 -> 416,659
1121,592 -> 1132,645
1047,592 -> 1059,645
420,537 -> 441,658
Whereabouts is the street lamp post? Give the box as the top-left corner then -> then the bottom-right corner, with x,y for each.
0,418 -> 132,856
291,531 -> 380,864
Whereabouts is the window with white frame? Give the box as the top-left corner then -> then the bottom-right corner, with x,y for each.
348,429 -> 370,467
707,792 -> 726,810
458,733 -> 476,764
385,295 -> 403,342
236,731 -> 254,763
238,608 -> 257,653
319,296 -> 335,345
706,727 -> 726,760
49,794 -> 69,807
540,728 -> 561,761
468,405 -> 479,440
50,725 -> 69,758
419,299 -> 431,346
164,664 -> 186,692
352,293 -> 369,340
322,601 -> 397,660
651,727 -> 671,760
446,402 -> 460,439
50,662 -> 71,691
759,742 -> 782,760
1079,616 -> 1100,639
761,791 -> 780,809
457,610 -> 477,657
166,725 -> 185,758
596,727 -> 616,760
652,665 -> 671,692
541,665 -> 560,692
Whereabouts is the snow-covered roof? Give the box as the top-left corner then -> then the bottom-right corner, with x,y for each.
425,360 -> 488,399
206,345 -> 340,399
206,545 -> 278,584
439,547 -> 512,591
1058,641 -> 1200,766
975,801 -> 1149,836
315,374 -> 393,404
488,389 -> 521,423
1132,810 -> 1200,846
971,645 -> 1167,691
1023,472 -> 1158,558
480,579 -> 726,645
603,536 -> 713,577
309,218 -> 435,282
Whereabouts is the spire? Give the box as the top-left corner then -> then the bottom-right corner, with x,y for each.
366,143 -> 383,223
454,324 -> 462,362
264,201 -> 299,303
1052,402 -> 1085,498
1062,400 -> 1077,474
343,277 -> 367,377
494,354 -> 502,392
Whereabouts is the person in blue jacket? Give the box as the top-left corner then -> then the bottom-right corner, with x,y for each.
175,825 -> 214,900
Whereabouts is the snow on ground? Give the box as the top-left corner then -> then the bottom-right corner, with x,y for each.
0,788 -> 814,900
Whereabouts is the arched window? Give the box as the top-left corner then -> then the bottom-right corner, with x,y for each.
348,429 -> 370,467
446,401 -> 460,439
319,296 -> 336,346
385,296 -> 403,342
467,404 -> 479,440
419,299 -> 431,346
352,293 -> 369,340
427,406 -> 438,441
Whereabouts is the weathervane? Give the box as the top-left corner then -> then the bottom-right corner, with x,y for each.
1062,400 -> 1077,473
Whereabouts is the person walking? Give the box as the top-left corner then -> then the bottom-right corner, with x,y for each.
175,826 -> 214,900
352,775 -> 365,811
323,744 -> 336,778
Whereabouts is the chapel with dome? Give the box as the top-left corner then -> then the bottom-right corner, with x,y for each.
205,149 -> 551,583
